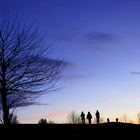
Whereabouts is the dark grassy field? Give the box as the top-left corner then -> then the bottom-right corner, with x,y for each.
0,122 -> 139,138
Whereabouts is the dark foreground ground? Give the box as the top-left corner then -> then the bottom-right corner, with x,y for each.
0,122 -> 140,138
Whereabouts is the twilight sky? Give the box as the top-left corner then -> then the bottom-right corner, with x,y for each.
1,0 -> 140,123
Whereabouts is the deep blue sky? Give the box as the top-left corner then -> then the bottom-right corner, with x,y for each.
1,0 -> 140,123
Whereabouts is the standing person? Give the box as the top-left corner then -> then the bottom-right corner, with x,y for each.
107,118 -> 110,123
87,112 -> 92,124
95,110 -> 100,124
116,118 -> 119,123
80,111 -> 85,124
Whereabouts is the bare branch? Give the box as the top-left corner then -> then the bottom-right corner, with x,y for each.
0,14 -> 64,124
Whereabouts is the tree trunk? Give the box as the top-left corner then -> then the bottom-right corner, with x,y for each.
1,63 -> 10,124
1,91 -> 9,124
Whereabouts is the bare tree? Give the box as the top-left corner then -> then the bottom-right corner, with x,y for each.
0,15 -> 64,124
9,113 -> 19,124
67,111 -> 81,124
120,114 -> 128,123
0,111 -> 19,124
47,119 -> 55,124
137,113 -> 140,124
38,118 -> 47,124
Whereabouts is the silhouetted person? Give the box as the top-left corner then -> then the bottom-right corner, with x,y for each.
107,118 -> 110,123
87,112 -> 92,124
95,110 -> 100,124
116,118 -> 119,123
80,111 -> 85,124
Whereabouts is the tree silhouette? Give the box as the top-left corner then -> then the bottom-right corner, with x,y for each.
47,119 -> 55,124
0,15 -> 64,124
9,113 -> 19,124
0,111 -> 19,124
38,118 -> 47,124
121,114 -> 128,123
137,113 -> 140,124
67,111 -> 81,124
